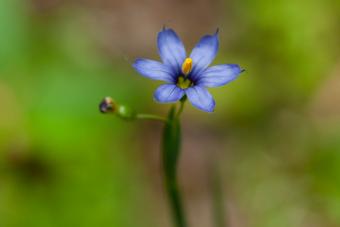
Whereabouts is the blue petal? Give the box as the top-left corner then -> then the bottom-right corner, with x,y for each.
185,86 -> 215,112
157,28 -> 186,74
154,84 -> 185,103
196,64 -> 243,87
189,32 -> 219,80
133,58 -> 176,82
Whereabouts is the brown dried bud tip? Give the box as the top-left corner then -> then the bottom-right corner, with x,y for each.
99,97 -> 116,113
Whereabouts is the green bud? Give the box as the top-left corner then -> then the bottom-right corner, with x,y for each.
117,105 -> 136,120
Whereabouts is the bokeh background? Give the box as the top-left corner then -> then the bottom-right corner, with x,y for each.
1,0 -> 340,226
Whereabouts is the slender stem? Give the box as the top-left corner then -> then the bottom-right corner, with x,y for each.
163,106 -> 188,227
165,172 -> 187,227
176,99 -> 186,118
135,113 -> 167,122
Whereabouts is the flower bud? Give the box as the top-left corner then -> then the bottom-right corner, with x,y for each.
99,97 -> 116,113
117,105 -> 136,120
99,97 -> 137,120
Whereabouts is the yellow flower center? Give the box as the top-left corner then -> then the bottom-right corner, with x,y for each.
177,76 -> 192,89
181,58 -> 193,75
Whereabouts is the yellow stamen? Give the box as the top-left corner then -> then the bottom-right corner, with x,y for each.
181,58 -> 193,75
177,76 -> 192,89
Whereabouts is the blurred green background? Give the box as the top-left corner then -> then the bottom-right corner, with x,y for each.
0,0 -> 340,226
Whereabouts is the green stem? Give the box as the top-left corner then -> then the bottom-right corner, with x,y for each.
163,106 -> 187,227
176,97 -> 186,118
135,113 -> 167,122
165,173 -> 187,227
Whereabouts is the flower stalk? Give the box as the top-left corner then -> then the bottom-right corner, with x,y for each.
135,113 -> 167,122
162,105 -> 187,227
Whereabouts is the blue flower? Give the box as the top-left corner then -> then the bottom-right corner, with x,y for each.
133,28 -> 243,112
